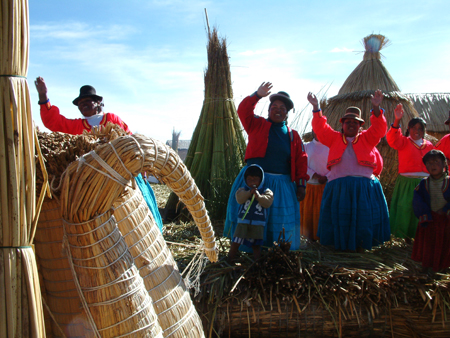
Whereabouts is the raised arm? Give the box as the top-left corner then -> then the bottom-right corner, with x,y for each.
371,89 -> 383,117
35,77 -> 49,103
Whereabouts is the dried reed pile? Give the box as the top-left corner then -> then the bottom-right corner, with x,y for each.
405,93 -> 450,140
166,27 -> 246,220
321,34 -> 421,201
1,0 -> 46,336
195,239 -> 450,337
113,186 -> 205,337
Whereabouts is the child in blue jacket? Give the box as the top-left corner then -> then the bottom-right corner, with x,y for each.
228,165 -> 274,260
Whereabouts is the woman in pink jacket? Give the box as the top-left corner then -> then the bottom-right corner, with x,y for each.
307,90 -> 390,251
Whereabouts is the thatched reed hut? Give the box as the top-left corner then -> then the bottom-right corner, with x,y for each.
321,34 -> 421,200
405,93 -> 450,140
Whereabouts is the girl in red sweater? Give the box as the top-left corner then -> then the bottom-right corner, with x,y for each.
387,104 -> 434,239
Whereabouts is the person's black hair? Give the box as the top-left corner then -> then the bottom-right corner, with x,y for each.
422,149 -> 448,174
405,117 -> 426,137
244,166 -> 263,180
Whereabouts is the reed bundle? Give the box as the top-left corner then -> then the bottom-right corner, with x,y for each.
321,34 -> 422,202
113,186 -> 205,337
34,197 -> 95,337
52,133 -> 216,335
1,0 -> 46,336
195,239 -> 450,337
166,27 -> 246,220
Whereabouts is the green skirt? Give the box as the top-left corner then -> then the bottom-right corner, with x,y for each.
390,175 -> 424,238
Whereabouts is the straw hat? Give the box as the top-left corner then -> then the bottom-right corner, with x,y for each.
269,91 -> 294,112
72,85 -> 103,105
339,107 -> 365,125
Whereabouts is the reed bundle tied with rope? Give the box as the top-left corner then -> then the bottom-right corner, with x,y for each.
166,27 -> 246,220
1,0 -> 46,336
35,198 -> 95,337
51,132 -> 216,336
113,186 -> 205,338
195,239 -> 450,337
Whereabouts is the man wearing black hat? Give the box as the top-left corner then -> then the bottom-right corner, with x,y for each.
35,76 -> 130,134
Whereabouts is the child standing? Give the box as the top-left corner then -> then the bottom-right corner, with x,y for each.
300,131 -> 329,241
387,105 -> 434,239
412,150 -> 450,272
228,165 -> 274,260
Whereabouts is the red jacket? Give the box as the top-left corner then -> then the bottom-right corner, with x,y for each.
386,127 -> 434,173
436,134 -> 450,162
238,95 -> 309,187
40,101 -> 130,135
312,110 -> 387,171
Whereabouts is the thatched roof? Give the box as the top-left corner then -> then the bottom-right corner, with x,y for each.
404,93 -> 450,136
339,35 -> 400,94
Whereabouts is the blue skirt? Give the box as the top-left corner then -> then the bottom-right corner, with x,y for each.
223,166 -> 301,250
135,174 -> 163,232
318,176 -> 390,251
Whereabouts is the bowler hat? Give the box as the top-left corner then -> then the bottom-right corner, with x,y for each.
339,106 -> 365,125
72,85 -> 103,105
269,91 -> 294,112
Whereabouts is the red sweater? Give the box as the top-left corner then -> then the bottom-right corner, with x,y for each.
312,110 -> 387,171
40,101 -> 130,135
238,95 -> 309,187
386,127 -> 434,173
436,134 -> 450,162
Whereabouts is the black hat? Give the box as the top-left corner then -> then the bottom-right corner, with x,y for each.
269,91 -> 294,112
72,85 -> 103,105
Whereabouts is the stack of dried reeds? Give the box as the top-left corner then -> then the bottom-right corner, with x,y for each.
321,34 -> 422,201
0,0 -> 46,336
166,27 -> 246,220
113,186 -> 205,337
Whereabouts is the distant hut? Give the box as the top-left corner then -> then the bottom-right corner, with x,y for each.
405,93 -> 450,140
322,34 -> 420,200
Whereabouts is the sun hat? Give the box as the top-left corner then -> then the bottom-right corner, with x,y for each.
72,85 -> 103,105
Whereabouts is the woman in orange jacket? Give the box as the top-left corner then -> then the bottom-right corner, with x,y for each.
307,90 -> 390,251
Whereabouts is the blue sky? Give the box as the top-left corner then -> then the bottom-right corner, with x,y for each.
28,0 -> 450,142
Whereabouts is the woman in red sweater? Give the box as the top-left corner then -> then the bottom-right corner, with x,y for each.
387,104 -> 434,239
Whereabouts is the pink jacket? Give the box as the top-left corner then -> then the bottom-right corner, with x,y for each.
40,101 -> 130,135
312,110 -> 387,171
238,95 -> 309,186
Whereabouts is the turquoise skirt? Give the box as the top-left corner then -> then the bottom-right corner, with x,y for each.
318,176 -> 390,251
224,166 -> 301,250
